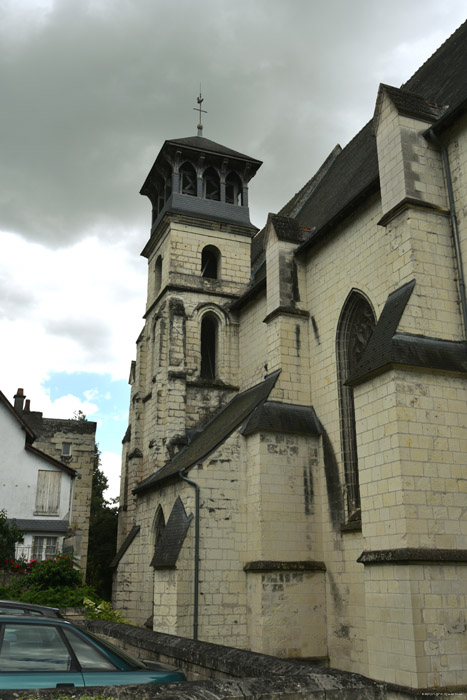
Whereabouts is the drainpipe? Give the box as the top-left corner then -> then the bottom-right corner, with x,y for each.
427,128 -> 467,338
179,469 -> 200,641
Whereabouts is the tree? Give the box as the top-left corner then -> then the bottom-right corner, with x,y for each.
86,444 -> 118,600
0,510 -> 24,562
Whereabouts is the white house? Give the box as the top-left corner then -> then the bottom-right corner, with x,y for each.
0,390 -> 77,561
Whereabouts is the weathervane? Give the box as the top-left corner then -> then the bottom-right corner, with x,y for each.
194,88 -> 207,136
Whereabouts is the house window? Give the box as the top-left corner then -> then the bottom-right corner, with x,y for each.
203,167 -> 220,200
225,172 -> 242,205
336,292 -> 376,517
35,470 -> 61,515
201,245 -> 220,279
32,536 -> 58,561
200,314 -> 218,380
61,442 -> 71,457
180,162 -> 196,196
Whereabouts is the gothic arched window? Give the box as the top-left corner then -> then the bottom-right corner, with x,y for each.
225,172 -> 242,205
200,313 -> 218,380
203,167 -> 220,201
201,245 -> 220,279
336,292 -> 376,517
180,162 -> 196,196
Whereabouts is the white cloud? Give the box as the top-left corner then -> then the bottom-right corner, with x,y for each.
101,450 -> 122,501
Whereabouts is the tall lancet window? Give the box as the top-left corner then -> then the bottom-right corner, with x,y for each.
200,314 -> 218,380
336,292 -> 376,517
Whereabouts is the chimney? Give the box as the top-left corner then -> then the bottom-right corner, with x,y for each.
24,399 -> 31,413
14,388 -> 25,413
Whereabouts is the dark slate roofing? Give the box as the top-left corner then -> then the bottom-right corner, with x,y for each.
241,402 -> 321,436
165,136 -> 262,165
134,370 -> 280,494
295,20 -> 467,254
349,279 -> 416,382
110,526 -> 140,568
378,84 -> 448,123
279,144 -> 342,219
269,214 -> 310,244
349,279 -> 467,383
8,519 -> 69,533
151,497 -> 193,569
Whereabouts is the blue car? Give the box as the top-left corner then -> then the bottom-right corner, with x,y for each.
0,616 -> 186,689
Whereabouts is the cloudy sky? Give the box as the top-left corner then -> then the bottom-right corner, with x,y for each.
1,0 -> 466,498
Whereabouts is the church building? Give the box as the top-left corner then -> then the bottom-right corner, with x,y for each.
113,22 -> 467,692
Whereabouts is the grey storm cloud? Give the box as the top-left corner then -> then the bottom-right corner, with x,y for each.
0,0 -> 466,248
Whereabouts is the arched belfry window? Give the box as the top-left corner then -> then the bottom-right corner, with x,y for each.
154,255 -> 162,294
201,245 -> 220,279
336,292 -> 376,517
225,172 -> 242,205
203,167 -> 220,201
180,162 -> 196,196
200,313 -> 218,380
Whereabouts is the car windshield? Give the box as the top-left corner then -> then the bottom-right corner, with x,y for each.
80,630 -> 147,670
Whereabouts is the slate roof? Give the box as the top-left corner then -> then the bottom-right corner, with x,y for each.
7,519 -> 69,533
295,20 -> 467,254
377,84 -> 448,125
134,370 -> 280,494
348,280 -> 467,384
151,497 -> 193,569
241,401 -> 321,436
164,136 -> 262,165
110,526 -> 140,568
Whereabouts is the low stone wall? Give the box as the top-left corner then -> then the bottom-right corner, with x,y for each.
81,620 -> 383,699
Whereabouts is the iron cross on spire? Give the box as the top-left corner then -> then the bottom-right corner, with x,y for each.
194,90 -> 207,136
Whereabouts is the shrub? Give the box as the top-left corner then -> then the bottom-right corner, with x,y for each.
82,597 -> 127,623
25,554 -> 82,590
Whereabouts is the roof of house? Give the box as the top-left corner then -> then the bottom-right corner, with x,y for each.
8,519 -> 69,533
0,390 -> 78,477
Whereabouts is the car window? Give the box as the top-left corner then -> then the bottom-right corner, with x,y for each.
63,629 -> 116,670
0,623 -> 74,672
0,606 -> 26,615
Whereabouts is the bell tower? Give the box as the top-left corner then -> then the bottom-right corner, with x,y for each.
118,113 -> 262,541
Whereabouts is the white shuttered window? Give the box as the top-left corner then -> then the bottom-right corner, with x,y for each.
35,470 -> 61,515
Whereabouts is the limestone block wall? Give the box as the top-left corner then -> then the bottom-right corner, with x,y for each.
388,208 -> 463,341
444,112 -> 467,307
237,293 -> 268,391
363,561 -> 467,688
241,432 -> 321,563
375,91 -> 447,215
355,370 -> 467,551
32,419 -> 95,574
300,197 -> 386,675
246,568 -> 326,660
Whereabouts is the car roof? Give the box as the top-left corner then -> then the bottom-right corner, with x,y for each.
0,601 -> 61,616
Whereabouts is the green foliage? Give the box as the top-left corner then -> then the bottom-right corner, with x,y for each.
25,554 -> 83,590
0,509 -> 24,561
86,443 -> 118,600
82,597 -> 127,623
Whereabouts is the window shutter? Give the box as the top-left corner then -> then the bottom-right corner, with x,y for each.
35,470 -> 61,514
